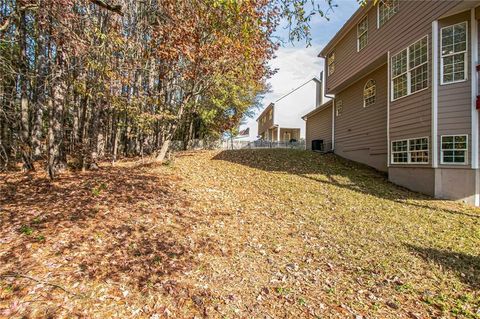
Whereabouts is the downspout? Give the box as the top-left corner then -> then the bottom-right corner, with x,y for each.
323,56 -> 335,151
331,98 -> 335,151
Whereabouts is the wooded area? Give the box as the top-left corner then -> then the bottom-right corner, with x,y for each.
1,0 -> 331,177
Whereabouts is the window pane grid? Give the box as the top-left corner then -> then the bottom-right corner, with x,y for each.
336,100 -> 343,116
363,80 -> 376,107
392,74 -> 407,100
357,17 -> 368,51
409,138 -> 429,163
411,63 -> 428,93
441,22 -> 467,84
441,135 -> 468,164
328,52 -> 335,76
392,49 -> 407,77
391,36 -> 428,100
391,138 -> 429,164
378,0 -> 399,28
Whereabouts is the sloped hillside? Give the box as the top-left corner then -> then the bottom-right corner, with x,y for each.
1,149 -> 479,318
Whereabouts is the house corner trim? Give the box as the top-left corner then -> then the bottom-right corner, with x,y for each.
470,8 -> 479,206
432,20 -> 439,170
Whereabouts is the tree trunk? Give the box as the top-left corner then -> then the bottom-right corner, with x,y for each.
112,115 -> 120,164
32,28 -> 47,159
156,94 -> 191,162
47,57 -> 67,179
19,10 -> 34,171
156,139 -> 170,162
86,102 -> 102,170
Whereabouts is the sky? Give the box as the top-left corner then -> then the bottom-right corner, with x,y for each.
239,0 -> 359,140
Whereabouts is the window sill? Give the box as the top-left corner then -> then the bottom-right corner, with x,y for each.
390,163 -> 430,165
391,86 -> 429,102
440,78 -> 468,86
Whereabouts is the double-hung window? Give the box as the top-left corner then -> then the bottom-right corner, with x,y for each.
391,137 -> 429,164
392,140 -> 408,163
391,48 -> 408,100
328,52 -> 335,76
441,135 -> 468,164
357,16 -> 368,51
363,79 -> 376,107
409,36 -> 429,93
441,22 -> 468,84
378,0 -> 399,28
391,36 -> 428,100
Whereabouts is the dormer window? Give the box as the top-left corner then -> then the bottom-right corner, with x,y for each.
328,52 -> 335,76
378,0 -> 399,28
357,16 -> 368,51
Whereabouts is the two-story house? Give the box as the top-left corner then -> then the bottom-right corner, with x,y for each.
257,78 -> 322,142
303,0 -> 480,205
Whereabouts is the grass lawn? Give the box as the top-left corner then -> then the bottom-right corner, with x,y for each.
1,149 -> 479,318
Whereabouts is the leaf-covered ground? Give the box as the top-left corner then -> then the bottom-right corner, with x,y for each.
1,149 -> 479,318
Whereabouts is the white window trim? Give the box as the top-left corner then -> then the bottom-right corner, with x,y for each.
377,0 -> 399,29
440,134 -> 468,165
363,79 -> 376,108
440,21 -> 468,85
391,136 -> 430,164
376,4 -> 380,29
328,52 -> 335,76
391,139 -> 408,164
357,15 -> 368,52
336,100 -> 343,116
391,35 -> 429,102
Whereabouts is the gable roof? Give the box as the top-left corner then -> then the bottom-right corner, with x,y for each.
301,100 -> 333,120
256,77 -> 321,121
256,103 -> 274,122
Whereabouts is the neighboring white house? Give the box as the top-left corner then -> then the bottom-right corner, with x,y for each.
256,77 -> 322,142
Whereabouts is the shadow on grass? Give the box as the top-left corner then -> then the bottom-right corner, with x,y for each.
0,163 -> 216,291
212,149 -> 480,219
406,244 -> 480,289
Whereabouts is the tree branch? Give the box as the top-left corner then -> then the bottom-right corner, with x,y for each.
1,272 -> 80,296
89,0 -> 123,16
0,19 -> 10,32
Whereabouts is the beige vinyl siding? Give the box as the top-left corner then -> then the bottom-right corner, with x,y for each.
305,104 -> 332,150
334,64 -> 388,172
388,9 -> 436,168
438,11 -> 472,168
326,0 -> 461,94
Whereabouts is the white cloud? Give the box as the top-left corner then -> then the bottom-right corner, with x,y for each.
239,1 -> 359,141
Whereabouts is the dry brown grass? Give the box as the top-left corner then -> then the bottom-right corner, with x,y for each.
1,149 -> 479,318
